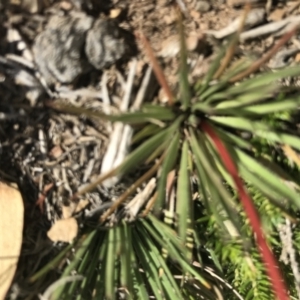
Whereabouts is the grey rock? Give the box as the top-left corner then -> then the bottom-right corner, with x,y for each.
33,12 -> 93,85
33,12 -> 126,86
195,1 -> 211,13
85,18 -> 125,70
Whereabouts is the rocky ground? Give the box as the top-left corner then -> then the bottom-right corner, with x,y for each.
0,0 -> 300,298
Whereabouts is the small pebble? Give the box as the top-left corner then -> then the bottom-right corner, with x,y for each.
195,1 -> 211,13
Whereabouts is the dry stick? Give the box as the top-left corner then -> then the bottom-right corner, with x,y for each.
100,154 -> 165,223
175,0 -> 188,17
166,170 -> 176,207
112,60 -> 137,166
47,101 -> 108,120
120,59 -> 137,112
101,71 -> 111,114
240,15 -> 300,42
282,218 -> 300,298
71,167 -> 118,201
36,183 -> 54,213
230,27 -> 297,83
214,3 -> 251,80
132,65 -> 152,110
125,178 -> 156,220
137,31 -> 175,106
40,275 -> 84,300
100,60 -> 137,187
141,191 -> 158,217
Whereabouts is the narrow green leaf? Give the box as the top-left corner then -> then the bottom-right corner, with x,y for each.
239,164 -> 289,209
92,272 -> 105,300
214,88 -> 275,109
241,98 -> 300,114
211,116 -> 300,151
119,117 -> 183,175
178,14 -> 191,109
144,217 -> 210,288
138,226 -> 182,298
237,149 -> 300,208
202,133 -> 236,187
192,154 -> 217,221
191,101 -> 214,114
30,242 -> 74,282
208,84 -> 276,103
105,228 -> 116,300
226,66 -> 300,95
197,46 -> 226,94
52,232 -> 97,300
213,126 -> 253,150
132,231 -> 164,300
130,248 -> 149,299
190,129 -> 241,232
154,130 -> 181,211
51,103 -> 174,123
257,156 -> 298,182
211,116 -> 271,131
200,80 -> 229,102
256,132 -> 300,151
220,56 -> 254,81
131,124 -> 163,144
118,128 -> 170,174
191,147 -> 238,237
92,236 -> 108,299
120,224 -> 133,295
69,236 -> 99,297
112,111 -> 175,124
145,139 -> 170,164
176,140 -> 192,243
141,103 -> 175,114
206,247 -> 224,274
76,236 -> 103,299
145,216 -> 186,254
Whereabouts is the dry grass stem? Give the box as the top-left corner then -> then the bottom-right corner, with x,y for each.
124,178 -> 156,221
230,27 -> 297,82
132,65 -> 153,109
141,192 -> 158,217
100,155 -> 165,223
137,31 -> 175,105
101,60 -> 137,186
72,166 -> 118,200
214,3 -> 251,80
240,15 -> 300,41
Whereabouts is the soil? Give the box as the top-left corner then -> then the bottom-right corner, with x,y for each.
0,0 -> 299,298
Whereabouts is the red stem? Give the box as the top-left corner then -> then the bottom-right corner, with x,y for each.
201,121 -> 289,300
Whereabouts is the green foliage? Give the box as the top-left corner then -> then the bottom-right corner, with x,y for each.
34,23 -> 300,299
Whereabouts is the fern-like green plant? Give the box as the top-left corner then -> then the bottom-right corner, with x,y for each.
31,12 -> 300,300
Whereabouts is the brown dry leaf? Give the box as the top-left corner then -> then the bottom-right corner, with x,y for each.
47,218 -> 78,243
158,33 -> 200,58
74,199 -> 89,213
268,8 -> 285,22
59,1 -> 73,10
61,199 -> 89,219
0,182 -> 24,300
109,8 -> 122,18
61,205 -> 73,219
49,145 -> 63,158
295,52 -> 300,63
282,145 -> 300,167
227,0 -> 261,6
